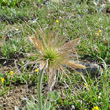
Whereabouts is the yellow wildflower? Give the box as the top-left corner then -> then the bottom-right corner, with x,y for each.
95,33 -> 99,36
56,20 -> 59,23
84,83 -> 90,91
98,30 -> 101,33
0,77 -> 5,83
9,71 -> 14,76
92,106 -> 100,110
35,69 -> 39,72
84,83 -> 87,86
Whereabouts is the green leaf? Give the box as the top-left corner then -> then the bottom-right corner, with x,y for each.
0,73 -> 4,78
40,0 -> 43,3
47,90 -> 60,101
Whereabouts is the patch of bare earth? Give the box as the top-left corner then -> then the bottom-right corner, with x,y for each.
0,85 -> 37,110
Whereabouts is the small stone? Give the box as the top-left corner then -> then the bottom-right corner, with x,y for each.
76,62 -> 103,77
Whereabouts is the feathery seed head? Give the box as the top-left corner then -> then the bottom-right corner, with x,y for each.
28,30 -> 85,91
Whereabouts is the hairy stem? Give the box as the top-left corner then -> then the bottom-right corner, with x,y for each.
38,69 -> 44,110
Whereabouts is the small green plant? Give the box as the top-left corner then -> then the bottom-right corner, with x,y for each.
0,0 -> 29,7
19,90 -> 60,110
0,0 -> 19,7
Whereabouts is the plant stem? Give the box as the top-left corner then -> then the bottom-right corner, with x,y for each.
38,69 -> 44,110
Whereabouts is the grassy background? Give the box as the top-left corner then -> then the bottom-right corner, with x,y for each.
0,0 -> 110,109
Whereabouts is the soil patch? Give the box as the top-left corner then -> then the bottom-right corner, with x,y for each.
0,84 -> 37,110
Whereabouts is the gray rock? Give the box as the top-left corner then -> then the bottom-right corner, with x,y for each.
76,62 -> 103,77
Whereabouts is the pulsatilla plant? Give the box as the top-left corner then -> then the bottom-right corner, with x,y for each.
29,31 -> 85,91
29,31 -> 85,110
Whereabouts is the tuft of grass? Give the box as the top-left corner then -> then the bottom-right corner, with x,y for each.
0,0 -> 30,7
